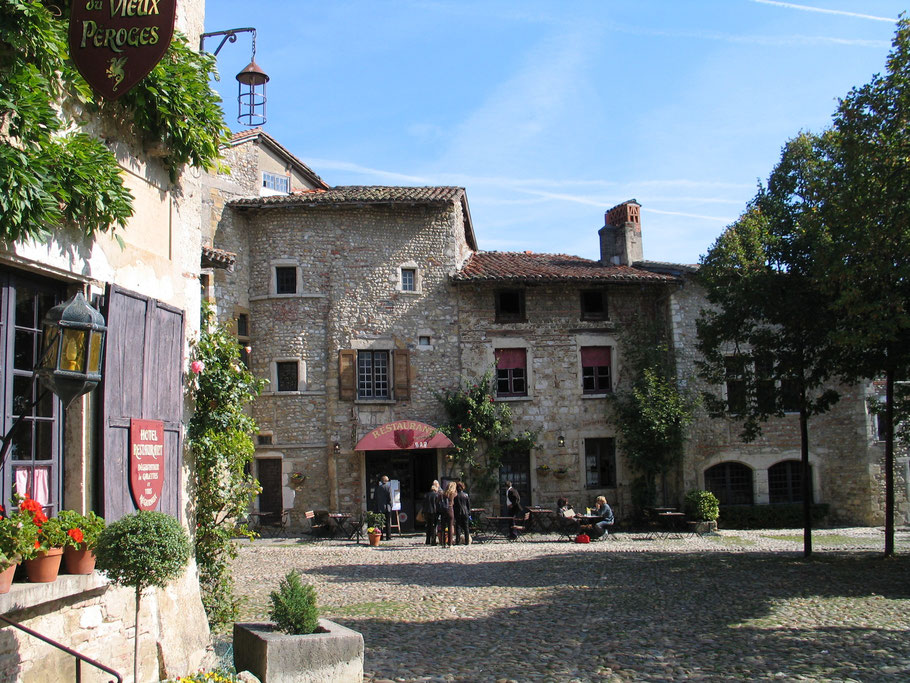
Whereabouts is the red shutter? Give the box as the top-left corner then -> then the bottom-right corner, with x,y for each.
393,349 -> 410,401
339,350 -> 356,400
495,348 -> 526,370
581,346 -> 611,367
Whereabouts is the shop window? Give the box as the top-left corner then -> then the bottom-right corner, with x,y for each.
768,460 -> 811,504
704,462 -> 754,505
585,437 -> 616,488
581,346 -> 612,394
495,289 -> 525,322
495,348 -> 527,397
580,289 -> 608,321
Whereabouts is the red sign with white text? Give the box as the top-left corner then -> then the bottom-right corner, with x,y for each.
69,0 -> 176,100
130,418 -> 165,511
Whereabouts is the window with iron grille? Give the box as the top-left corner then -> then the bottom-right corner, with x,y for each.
495,289 -> 525,322
274,266 -> 297,295
768,460 -> 810,504
495,348 -> 527,397
358,351 -> 389,399
580,289 -> 608,320
276,362 -> 298,392
704,462 -> 754,505
401,268 -> 416,292
262,172 -> 290,193
581,346 -> 612,394
585,437 -> 616,488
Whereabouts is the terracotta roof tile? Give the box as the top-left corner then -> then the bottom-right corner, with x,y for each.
228,185 -> 465,208
201,245 -> 236,269
453,252 -> 678,283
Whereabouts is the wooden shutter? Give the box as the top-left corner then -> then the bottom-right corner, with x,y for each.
100,285 -> 184,522
339,350 -> 356,400
393,349 -> 410,401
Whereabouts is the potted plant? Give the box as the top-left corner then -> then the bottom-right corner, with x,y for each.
0,505 -> 37,593
56,509 -> 105,574
95,510 -> 191,683
365,511 -> 384,546
234,571 -> 364,682
289,472 -> 307,491
553,468 -> 568,479
684,489 -> 720,535
536,464 -> 551,476
16,496 -> 66,583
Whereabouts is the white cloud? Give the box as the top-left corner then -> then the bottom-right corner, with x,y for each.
749,0 -> 896,23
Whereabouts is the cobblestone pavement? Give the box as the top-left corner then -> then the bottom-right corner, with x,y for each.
232,527 -> 910,682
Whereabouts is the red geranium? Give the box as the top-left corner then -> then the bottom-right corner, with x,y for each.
67,528 -> 84,545
19,497 -> 42,514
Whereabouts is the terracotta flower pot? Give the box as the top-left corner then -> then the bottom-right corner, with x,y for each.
0,563 -> 17,594
24,547 -> 63,583
63,546 -> 96,575
368,531 -> 381,547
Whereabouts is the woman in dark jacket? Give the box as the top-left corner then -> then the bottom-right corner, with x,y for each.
454,481 -> 472,545
422,481 -> 440,545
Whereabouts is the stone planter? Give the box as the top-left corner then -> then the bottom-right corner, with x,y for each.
688,520 -> 718,535
234,619 -> 364,683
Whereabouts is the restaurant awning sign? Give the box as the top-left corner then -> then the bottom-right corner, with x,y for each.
68,0 -> 176,100
130,418 -> 165,511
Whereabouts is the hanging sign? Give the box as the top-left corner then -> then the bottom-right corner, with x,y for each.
68,0 -> 177,100
129,418 -> 165,511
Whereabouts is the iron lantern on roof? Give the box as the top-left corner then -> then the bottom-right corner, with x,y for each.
36,292 -> 106,407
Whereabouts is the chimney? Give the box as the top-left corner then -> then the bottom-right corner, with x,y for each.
599,199 -> 642,266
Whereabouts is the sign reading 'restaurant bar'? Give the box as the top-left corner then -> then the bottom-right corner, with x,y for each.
129,418 -> 165,511
68,0 -> 176,100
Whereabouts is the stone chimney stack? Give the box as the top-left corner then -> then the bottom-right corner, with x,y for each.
599,199 -> 643,266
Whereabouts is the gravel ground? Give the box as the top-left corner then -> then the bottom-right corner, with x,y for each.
232,527 -> 910,682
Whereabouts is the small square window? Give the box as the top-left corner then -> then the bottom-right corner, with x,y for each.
276,361 -> 298,392
418,336 -> 431,346
257,434 -> 273,446
580,290 -> 608,320
401,268 -> 416,292
275,266 -> 297,294
495,289 -> 525,322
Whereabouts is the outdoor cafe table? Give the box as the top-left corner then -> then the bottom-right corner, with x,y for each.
327,513 -> 352,538
657,512 -> 687,539
527,507 -> 556,533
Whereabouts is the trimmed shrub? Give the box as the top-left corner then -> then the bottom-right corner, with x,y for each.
719,503 -> 830,529
684,490 -> 720,522
269,571 -> 320,635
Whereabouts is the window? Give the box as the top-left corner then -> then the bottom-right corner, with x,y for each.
236,312 -> 250,368
0,272 -> 64,514
274,266 -> 297,295
401,268 -> 416,292
704,462 -> 754,505
768,460 -> 811,504
357,350 -> 389,399
581,346 -> 612,394
580,290 -> 608,321
724,356 -> 747,414
418,336 -> 431,347
262,172 -> 290,194
275,361 -> 299,392
495,289 -> 525,322
257,433 -> 273,446
495,348 -> 527,397
585,438 -> 616,488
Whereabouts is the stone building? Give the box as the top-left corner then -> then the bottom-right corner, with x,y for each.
0,2 -> 216,680
212,134 -> 907,530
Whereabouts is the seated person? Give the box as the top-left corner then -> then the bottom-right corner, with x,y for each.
590,495 -> 614,538
556,497 -> 576,518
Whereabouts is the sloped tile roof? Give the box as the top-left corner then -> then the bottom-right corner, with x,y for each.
226,128 -> 328,189
453,252 -> 678,283
229,185 -> 465,207
201,245 -> 236,269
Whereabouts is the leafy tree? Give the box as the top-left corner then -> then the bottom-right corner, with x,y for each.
819,16 -> 910,556
436,369 -> 536,502
611,319 -> 695,513
187,304 -> 266,628
696,135 -> 839,557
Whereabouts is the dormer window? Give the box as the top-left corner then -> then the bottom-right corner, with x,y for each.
262,172 -> 290,195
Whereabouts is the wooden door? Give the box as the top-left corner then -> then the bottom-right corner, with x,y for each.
257,458 -> 282,523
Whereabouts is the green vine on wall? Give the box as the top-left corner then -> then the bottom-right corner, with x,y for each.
0,0 -> 229,243
436,369 -> 537,502
187,304 -> 266,629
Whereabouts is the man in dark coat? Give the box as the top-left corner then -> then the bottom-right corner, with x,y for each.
374,475 -> 393,540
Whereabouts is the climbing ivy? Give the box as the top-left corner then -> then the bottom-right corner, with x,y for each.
0,0 -> 229,242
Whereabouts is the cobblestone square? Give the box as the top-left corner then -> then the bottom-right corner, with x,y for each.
233,528 -> 910,682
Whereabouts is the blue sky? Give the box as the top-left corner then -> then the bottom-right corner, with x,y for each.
203,1 -> 906,265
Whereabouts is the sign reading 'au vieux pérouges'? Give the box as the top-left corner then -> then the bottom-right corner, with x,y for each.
68,0 -> 176,100
130,418 -> 165,511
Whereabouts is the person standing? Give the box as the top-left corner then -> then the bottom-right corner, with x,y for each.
506,482 -> 522,540
423,480 -> 440,545
374,475 -> 393,541
454,481 -> 472,545
441,481 -> 457,548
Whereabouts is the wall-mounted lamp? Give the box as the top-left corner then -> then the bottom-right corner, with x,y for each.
333,442 -> 341,454
199,27 -> 269,126
557,435 -> 565,448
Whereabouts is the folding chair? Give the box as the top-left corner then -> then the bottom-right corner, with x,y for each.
555,514 -> 581,542
303,510 -> 328,540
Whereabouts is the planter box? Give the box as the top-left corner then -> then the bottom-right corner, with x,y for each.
234,619 -> 363,683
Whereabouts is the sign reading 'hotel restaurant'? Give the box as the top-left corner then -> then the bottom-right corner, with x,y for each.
129,418 -> 165,511
68,0 -> 176,100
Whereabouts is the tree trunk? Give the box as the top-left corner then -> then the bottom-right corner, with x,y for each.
884,364 -> 895,557
800,405 -> 812,558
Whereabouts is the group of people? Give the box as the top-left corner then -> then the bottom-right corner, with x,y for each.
557,494 -> 614,539
422,479 -> 472,547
